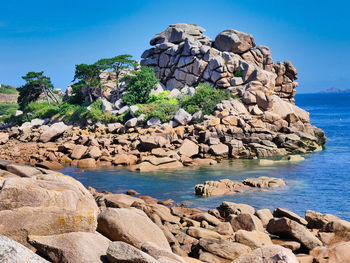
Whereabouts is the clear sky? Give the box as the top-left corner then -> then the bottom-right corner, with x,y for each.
1,0 -> 349,93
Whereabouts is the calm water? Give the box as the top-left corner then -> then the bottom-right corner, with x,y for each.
61,93 -> 350,220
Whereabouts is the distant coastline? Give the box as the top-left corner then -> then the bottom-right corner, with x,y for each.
320,87 -> 350,93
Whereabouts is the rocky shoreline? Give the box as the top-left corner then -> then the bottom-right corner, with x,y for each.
0,112 -> 325,172
0,160 -> 348,263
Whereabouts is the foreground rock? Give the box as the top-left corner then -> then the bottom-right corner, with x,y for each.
0,234 -> 49,263
97,207 -> 171,250
195,176 -> 285,197
310,241 -> 350,263
0,161 -> 99,249
28,232 -> 110,263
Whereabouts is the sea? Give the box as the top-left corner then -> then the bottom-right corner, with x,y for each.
61,93 -> 350,220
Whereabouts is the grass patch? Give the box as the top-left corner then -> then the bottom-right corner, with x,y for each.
0,85 -> 18,95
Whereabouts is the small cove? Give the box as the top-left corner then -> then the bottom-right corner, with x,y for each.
61,93 -> 350,220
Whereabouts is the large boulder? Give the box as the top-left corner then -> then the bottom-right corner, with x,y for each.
0,234 -> 49,263
28,232 -> 110,263
235,230 -> 272,249
198,238 -> 251,261
178,139 -> 199,157
267,217 -> 322,250
0,172 -> 99,248
97,207 -> 171,250
305,210 -> 340,229
310,241 -> 350,263
39,122 -> 68,143
229,213 -> 264,232
214,29 -> 255,54
232,245 -> 298,263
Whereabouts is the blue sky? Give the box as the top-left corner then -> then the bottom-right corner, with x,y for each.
0,0 -> 349,93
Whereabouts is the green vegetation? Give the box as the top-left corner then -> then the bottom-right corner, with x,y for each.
0,102 -> 18,122
136,92 -> 179,123
234,67 -> 243,77
17,72 -> 58,110
95,55 -> 136,100
182,83 -> 231,115
0,84 -> 17,95
122,67 -> 159,105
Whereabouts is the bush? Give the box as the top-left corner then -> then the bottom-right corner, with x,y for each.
182,83 -> 231,115
136,100 -> 179,123
122,67 -> 159,105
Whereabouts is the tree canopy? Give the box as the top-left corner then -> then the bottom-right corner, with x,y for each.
122,66 -> 159,105
17,71 -> 57,110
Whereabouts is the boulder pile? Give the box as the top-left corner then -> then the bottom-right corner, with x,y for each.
0,161 -> 349,263
142,23 -> 298,101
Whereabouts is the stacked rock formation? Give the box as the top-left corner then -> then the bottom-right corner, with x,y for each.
141,23 -> 298,102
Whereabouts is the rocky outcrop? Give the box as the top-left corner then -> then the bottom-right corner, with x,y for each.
141,23 -> 297,101
195,176 -> 285,197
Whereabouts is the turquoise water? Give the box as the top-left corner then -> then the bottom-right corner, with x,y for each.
61,93 -> 350,220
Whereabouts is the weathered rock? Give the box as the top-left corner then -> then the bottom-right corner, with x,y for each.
178,139 -> 199,157
209,144 -> 229,156
0,132 -> 9,144
232,245 -> 298,263
36,161 -> 64,171
255,209 -> 273,227
113,154 -> 138,166
305,210 -> 340,229
174,109 -> 192,125
40,122 -> 68,143
217,202 -> 255,218
0,172 -> 99,248
189,213 -> 221,226
235,230 -> 272,249
77,158 -> 96,168
0,234 -> 49,263
267,217 -> 322,250
243,176 -> 286,188
199,238 -> 251,261
187,227 -> 222,240
273,208 -> 308,225
28,232 -> 110,263
102,193 -> 145,208
107,241 -> 159,263
214,29 -> 255,54
323,219 -> 350,233
229,213 -> 264,232
70,145 -> 88,159
6,163 -> 42,177
310,241 -> 350,263
213,222 -> 234,236
97,207 -> 171,250
142,242 -> 187,263
271,238 -> 301,251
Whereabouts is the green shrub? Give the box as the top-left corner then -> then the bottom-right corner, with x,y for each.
136,100 -> 179,123
122,67 -> 159,105
234,68 -> 242,77
182,83 -> 231,115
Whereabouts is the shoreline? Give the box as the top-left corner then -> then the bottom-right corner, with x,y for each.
0,159 -> 348,262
